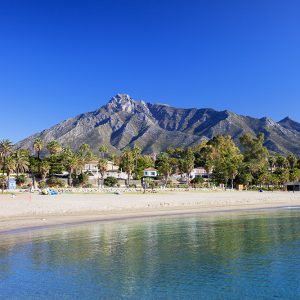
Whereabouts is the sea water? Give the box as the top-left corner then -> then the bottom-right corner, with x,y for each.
1,208 -> 300,299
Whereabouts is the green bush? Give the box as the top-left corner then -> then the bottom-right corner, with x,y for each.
72,173 -> 89,187
0,175 -> 7,191
179,184 -> 189,188
129,183 -> 137,188
15,175 -> 27,186
191,176 -> 204,184
166,183 -> 175,188
194,183 -> 204,188
38,181 -> 47,189
104,176 -> 118,187
83,183 -> 93,188
142,180 -> 160,189
46,177 -> 66,188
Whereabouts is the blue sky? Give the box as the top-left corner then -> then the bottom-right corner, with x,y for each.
1,0 -> 300,142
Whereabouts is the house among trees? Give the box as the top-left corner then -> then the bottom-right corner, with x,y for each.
143,168 -> 158,177
84,160 -> 119,176
84,160 -> 129,187
190,167 -> 211,179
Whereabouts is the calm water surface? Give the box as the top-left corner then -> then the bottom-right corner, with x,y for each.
1,208 -> 300,299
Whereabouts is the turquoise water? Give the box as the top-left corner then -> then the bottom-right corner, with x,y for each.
1,209 -> 300,299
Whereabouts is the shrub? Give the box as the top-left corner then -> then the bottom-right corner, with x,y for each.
83,183 -> 93,188
179,184 -> 189,188
15,175 -> 27,186
129,184 -> 137,188
191,176 -> 204,185
0,175 -> 7,191
166,183 -> 175,188
104,176 -> 118,187
148,182 -> 156,189
72,173 -> 89,187
46,177 -> 66,188
194,183 -> 203,188
38,181 -> 47,189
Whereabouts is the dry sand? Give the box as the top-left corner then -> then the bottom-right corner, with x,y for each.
1,190 -> 300,233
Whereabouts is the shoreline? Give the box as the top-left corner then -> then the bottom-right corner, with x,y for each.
1,191 -> 300,234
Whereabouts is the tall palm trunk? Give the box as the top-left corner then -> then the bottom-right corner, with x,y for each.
68,168 -> 73,187
2,157 -> 6,174
127,172 -> 131,187
32,174 -> 35,188
187,172 -> 190,185
225,179 -> 228,191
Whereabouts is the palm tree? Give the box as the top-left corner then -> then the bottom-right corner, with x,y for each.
79,143 -> 90,152
275,155 -> 288,169
132,145 -> 141,178
110,154 -> 117,171
97,158 -> 108,188
0,139 -> 14,174
68,155 -> 80,186
78,143 -> 94,166
39,160 -> 50,181
181,148 -> 195,185
33,138 -> 44,159
5,156 -> 16,180
14,149 -> 29,176
99,145 -> 108,158
28,156 -> 39,188
287,153 -> 297,169
120,148 -> 135,186
268,156 -> 276,172
46,140 -> 62,155
64,150 -> 85,186
156,153 -> 172,184
61,147 -> 76,186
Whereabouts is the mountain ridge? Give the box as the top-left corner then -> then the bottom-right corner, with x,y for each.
16,94 -> 300,156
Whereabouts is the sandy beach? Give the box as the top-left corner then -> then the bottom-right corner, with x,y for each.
1,190 -> 300,233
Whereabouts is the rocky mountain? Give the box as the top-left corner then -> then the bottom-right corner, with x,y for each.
16,94 -> 300,156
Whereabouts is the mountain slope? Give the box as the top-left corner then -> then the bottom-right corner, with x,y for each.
278,117 -> 300,134
16,94 -> 300,155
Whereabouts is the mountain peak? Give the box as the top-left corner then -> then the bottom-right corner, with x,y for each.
111,93 -> 133,102
260,116 -> 276,127
278,116 -> 300,134
109,93 -> 134,105
279,116 -> 293,123
105,94 -> 149,114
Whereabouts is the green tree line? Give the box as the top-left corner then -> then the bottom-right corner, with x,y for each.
0,132 -> 300,190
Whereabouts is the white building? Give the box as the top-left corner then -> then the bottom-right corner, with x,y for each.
143,168 -> 158,177
190,167 -> 211,179
171,167 -> 211,182
84,160 -> 128,180
84,160 -> 119,175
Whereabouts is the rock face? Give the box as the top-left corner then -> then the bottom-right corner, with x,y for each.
16,94 -> 300,155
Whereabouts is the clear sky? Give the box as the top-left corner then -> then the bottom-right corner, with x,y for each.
1,0 -> 300,142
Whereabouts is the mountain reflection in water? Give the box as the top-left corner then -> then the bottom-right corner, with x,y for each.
1,209 -> 300,299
